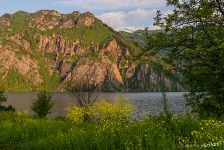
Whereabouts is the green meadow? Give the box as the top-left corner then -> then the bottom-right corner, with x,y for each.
1,111 -> 224,150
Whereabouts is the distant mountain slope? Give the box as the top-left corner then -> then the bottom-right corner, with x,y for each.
0,10 -> 183,92
119,29 -> 162,47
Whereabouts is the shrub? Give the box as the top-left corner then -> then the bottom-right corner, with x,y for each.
0,91 -> 15,112
66,97 -> 134,123
66,106 -> 84,123
92,97 -> 134,120
0,91 -> 7,104
0,105 -> 15,112
32,91 -> 54,118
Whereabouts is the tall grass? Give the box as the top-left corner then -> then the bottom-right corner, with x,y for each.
1,112 -> 224,150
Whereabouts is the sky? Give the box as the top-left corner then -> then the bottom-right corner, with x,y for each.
0,0 -> 170,31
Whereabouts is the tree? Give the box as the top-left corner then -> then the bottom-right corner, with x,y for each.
32,91 -> 54,118
149,0 -> 224,117
67,79 -> 101,108
66,61 -> 102,120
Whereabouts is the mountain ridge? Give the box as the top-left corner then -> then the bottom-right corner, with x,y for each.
0,10 -> 183,92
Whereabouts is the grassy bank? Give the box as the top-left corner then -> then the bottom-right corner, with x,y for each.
1,112 -> 224,150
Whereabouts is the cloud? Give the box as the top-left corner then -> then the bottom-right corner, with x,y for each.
127,8 -> 155,19
98,8 -> 158,31
123,26 -> 146,32
98,11 -> 126,30
53,0 -> 167,31
55,0 -> 166,10
123,25 -> 160,32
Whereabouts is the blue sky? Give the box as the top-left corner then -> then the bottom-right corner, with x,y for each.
0,0 -> 169,31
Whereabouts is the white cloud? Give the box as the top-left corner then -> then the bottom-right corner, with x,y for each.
55,0 -> 165,10
127,8 -> 155,19
98,8 -> 158,31
53,0 -> 166,31
98,12 -> 126,30
124,25 -> 161,32
123,26 -> 146,32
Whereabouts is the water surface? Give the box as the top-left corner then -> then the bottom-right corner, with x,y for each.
3,92 -> 188,118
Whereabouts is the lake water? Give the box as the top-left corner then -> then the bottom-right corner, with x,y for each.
3,92 -> 188,118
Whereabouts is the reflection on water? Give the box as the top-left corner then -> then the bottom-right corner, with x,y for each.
3,92 -> 188,118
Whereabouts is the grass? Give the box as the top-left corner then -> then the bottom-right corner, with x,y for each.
11,11 -> 29,32
41,24 -> 114,48
29,50 -> 60,92
1,112 -> 224,150
64,25 -> 114,47
2,69 -> 32,92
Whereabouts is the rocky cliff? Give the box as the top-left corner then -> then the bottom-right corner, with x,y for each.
0,10 -> 183,92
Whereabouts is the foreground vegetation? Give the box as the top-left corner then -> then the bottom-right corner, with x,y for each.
1,92 -> 224,150
0,111 -> 224,150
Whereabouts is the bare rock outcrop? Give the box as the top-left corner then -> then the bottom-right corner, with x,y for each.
0,14 -> 11,27
76,12 -> 96,26
38,10 -> 61,17
59,16 -> 74,29
65,57 -> 124,87
59,61 -> 71,78
8,33 -> 31,50
0,45 -> 42,85
37,34 -> 83,56
103,39 -> 121,60
28,10 -> 96,30
28,10 -> 61,30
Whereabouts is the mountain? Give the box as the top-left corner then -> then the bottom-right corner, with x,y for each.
0,10 -> 183,92
119,29 -> 162,47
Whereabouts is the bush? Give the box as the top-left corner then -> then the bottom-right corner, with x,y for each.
66,97 -> 134,122
0,91 -> 7,104
0,105 -> 15,112
0,91 -> 15,112
66,106 -> 84,123
32,91 -> 54,118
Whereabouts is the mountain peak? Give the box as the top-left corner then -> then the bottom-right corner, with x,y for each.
0,9 -> 141,92
36,10 -> 61,17
0,10 -> 100,31
0,9 -> 182,92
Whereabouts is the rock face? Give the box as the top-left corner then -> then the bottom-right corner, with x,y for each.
0,46 -> 41,85
28,10 -> 96,31
28,10 -> 61,30
0,15 -> 10,27
76,12 -> 96,26
0,10 -> 183,92
8,33 -> 31,50
37,34 -> 81,56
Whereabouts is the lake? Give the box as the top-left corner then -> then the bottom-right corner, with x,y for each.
3,92 -> 188,118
